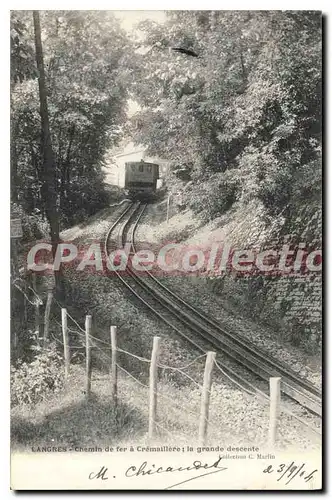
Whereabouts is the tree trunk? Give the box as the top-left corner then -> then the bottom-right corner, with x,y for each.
33,11 -> 62,298
43,289 -> 53,347
10,121 -> 19,203
60,124 -> 75,211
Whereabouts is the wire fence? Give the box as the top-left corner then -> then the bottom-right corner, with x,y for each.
14,284 -> 322,445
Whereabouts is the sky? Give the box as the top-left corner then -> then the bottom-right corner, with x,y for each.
112,11 -> 167,116
113,10 -> 166,32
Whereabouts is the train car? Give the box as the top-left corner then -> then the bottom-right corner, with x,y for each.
124,160 -> 159,199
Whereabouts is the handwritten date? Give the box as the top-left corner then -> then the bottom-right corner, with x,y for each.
263,461 -> 318,485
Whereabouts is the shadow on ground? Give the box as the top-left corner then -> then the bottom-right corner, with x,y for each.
11,392 -> 147,451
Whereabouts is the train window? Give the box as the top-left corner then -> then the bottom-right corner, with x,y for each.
139,164 -> 144,172
147,165 -> 152,173
131,165 -> 136,172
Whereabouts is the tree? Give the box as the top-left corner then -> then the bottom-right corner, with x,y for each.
32,11 -> 58,239
11,11 -> 131,226
130,11 -> 321,227
33,10 -> 61,295
10,10 -> 133,351
10,12 -> 36,204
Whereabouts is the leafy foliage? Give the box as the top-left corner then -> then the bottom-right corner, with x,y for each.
10,12 -> 37,85
11,202 -> 49,241
11,11 -> 132,226
11,343 -> 64,406
130,11 -> 321,230
185,172 -> 239,221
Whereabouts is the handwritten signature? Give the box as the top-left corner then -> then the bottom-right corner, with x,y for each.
263,461 -> 318,485
89,455 -> 228,489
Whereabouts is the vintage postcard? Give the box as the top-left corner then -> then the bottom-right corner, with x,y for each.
10,10 -> 322,490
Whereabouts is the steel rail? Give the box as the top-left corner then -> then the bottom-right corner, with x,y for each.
105,202 -> 322,417
105,203 -> 263,395
128,235 -> 321,416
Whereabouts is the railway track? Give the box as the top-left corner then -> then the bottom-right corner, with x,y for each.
105,202 -> 322,418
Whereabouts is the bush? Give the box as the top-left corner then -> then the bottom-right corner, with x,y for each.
256,167 -> 292,216
11,203 -> 49,242
59,172 -> 112,227
185,172 -> 239,222
11,343 -> 64,406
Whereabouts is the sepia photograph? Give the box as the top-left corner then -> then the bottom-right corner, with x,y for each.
10,9 -> 322,490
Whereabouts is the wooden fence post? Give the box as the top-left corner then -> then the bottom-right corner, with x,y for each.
35,301 -> 40,345
110,326 -> 117,407
32,274 -> 40,345
24,295 -> 28,323
148,336 -> 160,440
268,377 -> 281,447
198,351 -> 216,446
85,315 -> 92,398
61,308 -> 70,382
43,288 -> 53,346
